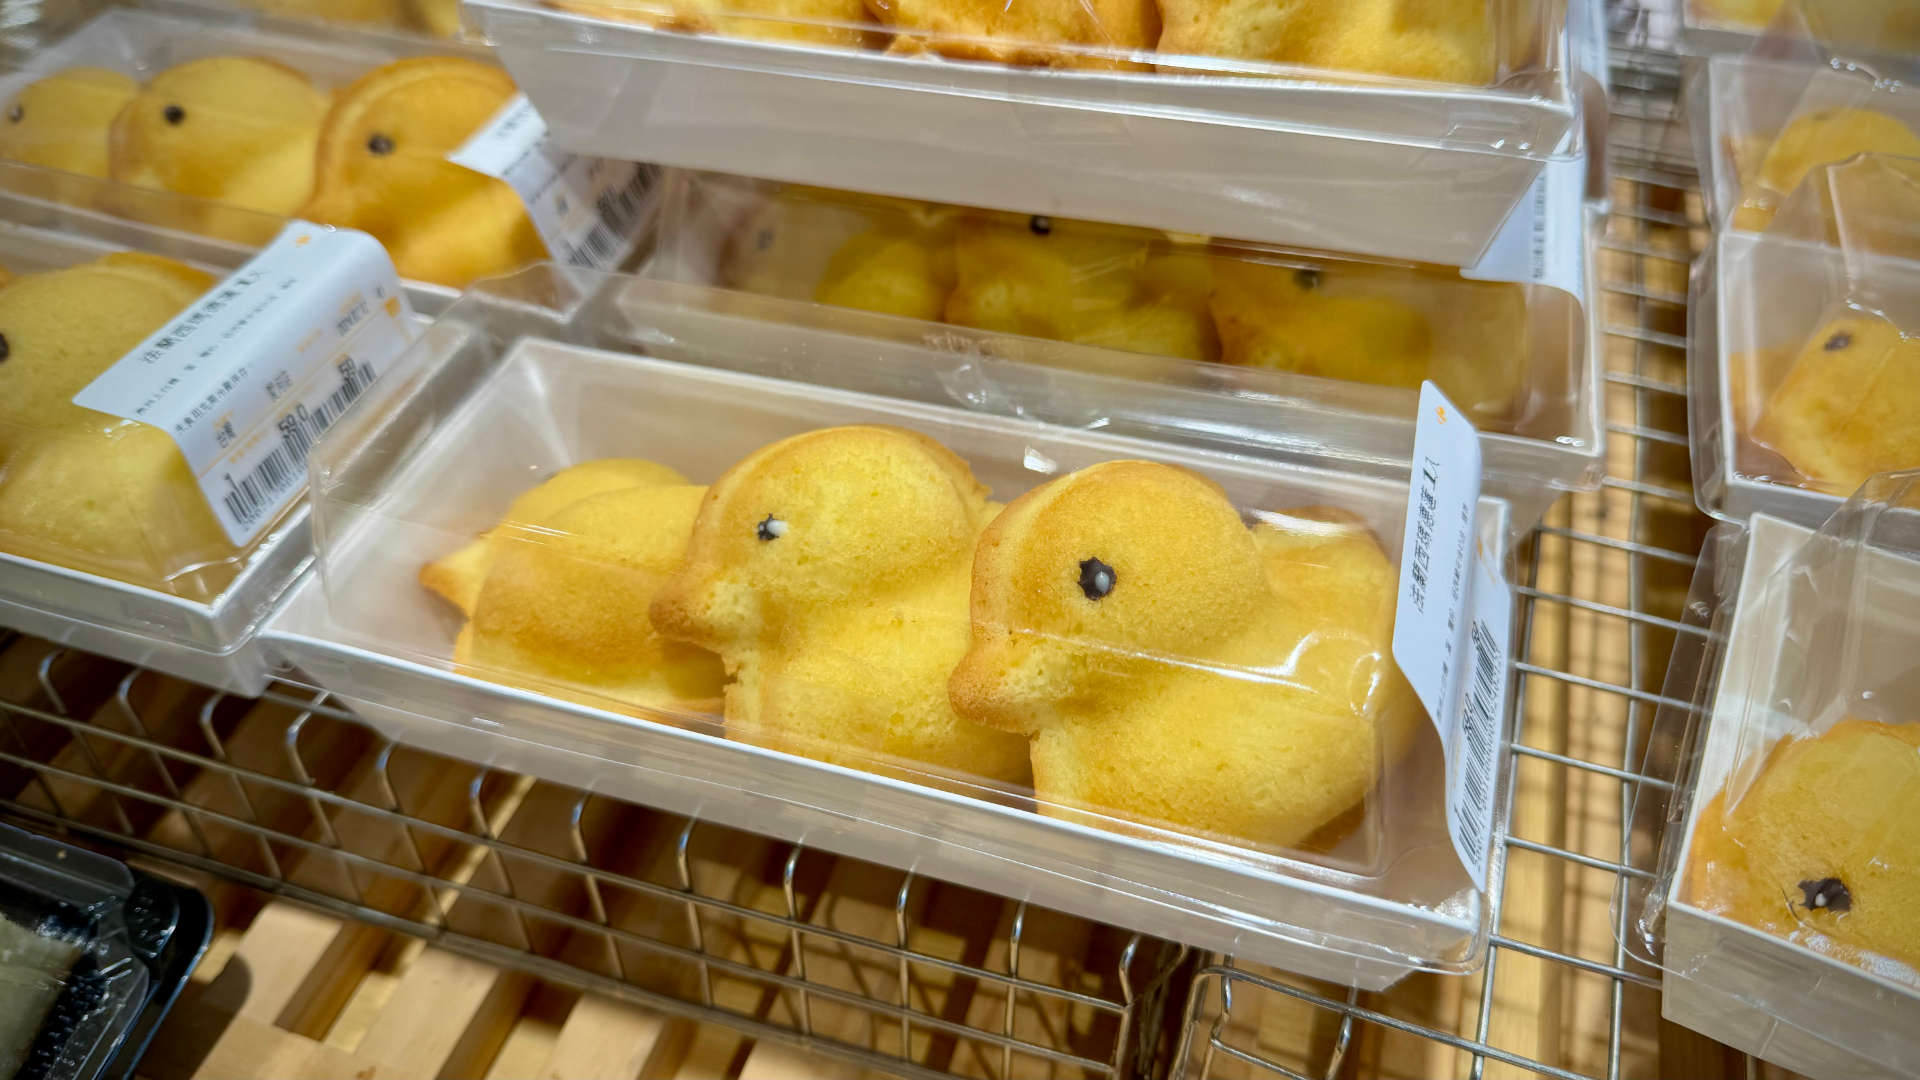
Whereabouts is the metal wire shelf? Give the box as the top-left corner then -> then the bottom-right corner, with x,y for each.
0,13 -> 1746,1080
1171,25 -> 1722,1080
0,643 -> 1192,1079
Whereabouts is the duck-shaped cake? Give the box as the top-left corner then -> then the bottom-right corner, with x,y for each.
948,460 -> 1420,849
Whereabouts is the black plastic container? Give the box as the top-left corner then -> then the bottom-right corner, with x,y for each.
0,823 -> 210,1080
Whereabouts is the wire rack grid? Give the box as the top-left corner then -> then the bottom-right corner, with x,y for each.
0,632 -> 1211,1079
0,13 -> 1742,1080
1171,26 -> 1727,1080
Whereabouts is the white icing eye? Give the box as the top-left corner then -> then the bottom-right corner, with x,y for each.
756,515 -> 787,542
1077,557 -> 1115,600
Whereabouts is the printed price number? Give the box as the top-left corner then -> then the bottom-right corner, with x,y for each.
220,355 -> 374,529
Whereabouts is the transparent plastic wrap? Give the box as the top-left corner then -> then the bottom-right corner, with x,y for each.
265,265 -> 1518,987
465,0 -> 1586,266
1619,475 -> 1920,1080
0,2 -> 599,293
1691,176 -> 1920,526
1766,151 -> 1920,259
1682,0 -> 1920,61
161,0 -> 468,39
1691,24 -> 1920,232
0,188 -> 336,695
647,172 -> 1605,528
0,823 -> 211,1080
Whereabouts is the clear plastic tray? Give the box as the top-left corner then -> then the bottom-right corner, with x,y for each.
265,266 -> 1516,987
1690,227 -> 1920,529
1681,0 -> 1920,63
0,177 -> 419,695
154,0 -> 468,40
643,172 -> 1605,531
0,2 -> 572,294
466,0 -> 1584,266
1619,484 -> 1920,1079
1692,53 -> 1920,234
1681,0 -> 1784,55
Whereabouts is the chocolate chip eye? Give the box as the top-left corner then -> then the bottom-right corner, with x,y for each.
1293,268 -> 1322,290
0,332 -> 9,363
1824,331 -> 1853,352
5,105 -> 20,123
755,514 -> 787,542
1077,557 -> 1115,600
1798,876 -> 1851,913
755,228 -> 774,252
1028,215 -> 1052,236
367,133 -> 395,156
162,104 -> 185,125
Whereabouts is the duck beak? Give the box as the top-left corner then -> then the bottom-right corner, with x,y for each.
649,567 -> 727,651
948,627 -> 1063,738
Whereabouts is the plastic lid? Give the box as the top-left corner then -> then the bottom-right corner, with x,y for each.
1620,472 -> 1920,1076
294,266 -> 1515,976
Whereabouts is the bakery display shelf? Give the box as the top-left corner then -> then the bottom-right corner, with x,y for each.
0,19 -> 1821,1080
1167,36 -> 1794,1080
126,863 -> 1001,1079
0,632 -> 1190,1080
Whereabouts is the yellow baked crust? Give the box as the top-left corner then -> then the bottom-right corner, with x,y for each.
652,425 -> 1031,783
1156,0 -> 1496,83
1685,718 -> 1920,986
950,459 -> 1419,850
872,0 -> 1157,70
300,57 -> 547,288
108,56 -> 327,216
1753,311 -> 1920,494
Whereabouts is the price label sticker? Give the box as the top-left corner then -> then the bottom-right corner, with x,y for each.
74,223 -> 415,546
1464,151 -> 1587,300
1391,382 -> 1512,891
450,93 -> 657,271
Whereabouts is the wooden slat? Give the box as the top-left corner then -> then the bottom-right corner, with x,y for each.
143,1008 -> 388,1080
540,994 -> 694,1080
350,948 -> 534,1078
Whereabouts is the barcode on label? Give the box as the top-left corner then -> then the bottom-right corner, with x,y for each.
220,355 -> 374,529
1451,617 -> 1504,870
560,164 -> 656,269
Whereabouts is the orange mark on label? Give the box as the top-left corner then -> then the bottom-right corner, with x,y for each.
383,296 -> 401,318
294,234 -> 311,246
1436,405 -> 1448,423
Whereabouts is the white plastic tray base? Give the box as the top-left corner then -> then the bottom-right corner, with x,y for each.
0,568 -> 290,697
1661,514 -> 1920,1080
468,0 -> 1575,265
266,333 -> 1515,987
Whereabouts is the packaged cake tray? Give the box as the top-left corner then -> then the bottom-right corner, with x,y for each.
467,0 -> 1586,267
0,2 -> 648,299
264,268 -> 1517,988
1620,480 -> 1920,1079
0,822 -> 211,1080
644,172 -> 1606,531
1690,53 -> 1920,235
1690,227 -> 1920,530
0,178 -> 351,695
